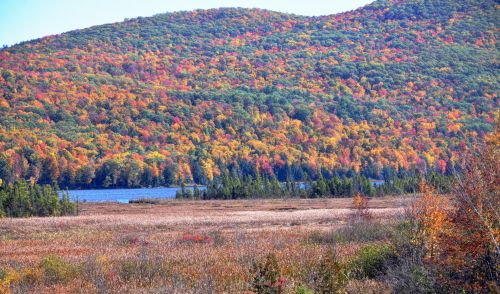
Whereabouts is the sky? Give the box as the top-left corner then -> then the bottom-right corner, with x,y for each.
0,0 -> 373,47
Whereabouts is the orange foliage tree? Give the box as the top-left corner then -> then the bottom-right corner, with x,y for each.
409,123 -> 499,291
411,180 -> 450,261
442,123 -> 499,291
352,193 -> 370,222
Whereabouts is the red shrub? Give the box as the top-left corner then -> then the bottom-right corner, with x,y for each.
178,233 -> 214,244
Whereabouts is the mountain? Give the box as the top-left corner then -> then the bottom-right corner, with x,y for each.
0,0 -> 497,188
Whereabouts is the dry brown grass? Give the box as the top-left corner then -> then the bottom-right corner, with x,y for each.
0,196 -> 410,293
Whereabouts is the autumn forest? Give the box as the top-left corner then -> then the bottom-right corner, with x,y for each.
0,0 -> 499,293
0,0 -> 497,189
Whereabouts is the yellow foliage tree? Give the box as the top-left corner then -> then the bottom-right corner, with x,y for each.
412,181 -> 450,260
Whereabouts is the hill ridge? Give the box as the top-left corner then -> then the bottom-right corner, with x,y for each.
0,0 -> 497,188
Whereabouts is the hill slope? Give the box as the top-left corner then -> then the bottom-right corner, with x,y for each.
0,0 -> 498,188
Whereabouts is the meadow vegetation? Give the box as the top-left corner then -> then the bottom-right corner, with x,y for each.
0,127 -> 497,293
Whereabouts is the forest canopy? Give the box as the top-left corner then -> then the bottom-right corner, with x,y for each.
0,0 -> 498,188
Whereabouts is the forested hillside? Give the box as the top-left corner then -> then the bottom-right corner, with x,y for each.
0,0 -> 498,188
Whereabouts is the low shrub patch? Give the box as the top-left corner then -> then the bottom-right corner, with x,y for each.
128,198 -> 160,204
118,253 -> 170,285
178,233 -> 214,244
295,285 -> 314,294
308,221 -> 392,245
251,253 -> 286,294
40,255 -> 79,285
350,244 -> 395,279
312,251 -> 348,294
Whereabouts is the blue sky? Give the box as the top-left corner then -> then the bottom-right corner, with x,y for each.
0,0 -> 373,46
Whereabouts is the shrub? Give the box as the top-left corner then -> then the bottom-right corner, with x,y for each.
251,253 -> 286,294
119,234 -> 150,246
0,268 -> 20,293
178,233 -> 213,244
308,222 -> 391,245
352,193 -> 371,221
128,198 -> 160,204
20,267 -> 43,286
445,135 -> 500,291
384,216 -> 440,293
81,256 -> 110,293
208,230 -> 225,246
385,262 -> 436,294
295,285 -> 314,294
346,278 -> 392,294
307,230 -> 339,245
411,181 -> 450,261
337,221 -> 392,243
350,244 -> 394,279
118,252 -> 169,285
312,251 -> 348,294
40,255 -> 78,285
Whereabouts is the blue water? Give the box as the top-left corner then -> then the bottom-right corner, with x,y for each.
63,180 -> 384,203
62,187 -> 205,203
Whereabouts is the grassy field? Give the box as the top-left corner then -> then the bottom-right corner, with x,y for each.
0,196 -> 413,293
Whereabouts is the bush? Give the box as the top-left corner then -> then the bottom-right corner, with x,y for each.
351,194 -> 371,221
295,285 -> 314,294
308,221 -> 391,245
0,268 -> 20,293
177,232 -> 214,244
337,221 -> 392,243
383,217 -> 439,293
208,230 -> 225,246
119,234 -> 150,246
128,198 -> 160,204
40,255 -> 78,285
119,252 -> 170,285
350,244 -> 394,279
251,253 -> 286,294
19,267 -> 43,289
345,278 -> 391,294
312,251 -> 348,294
81,256 -> 110,293
385,262 -> 436,294
307,230 -> 338,245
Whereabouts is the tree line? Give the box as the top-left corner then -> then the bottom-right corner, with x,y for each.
0,153 -> 457,190
0,180 -> 77,218
175,171 -> 453,199
0,167 -> 454,217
